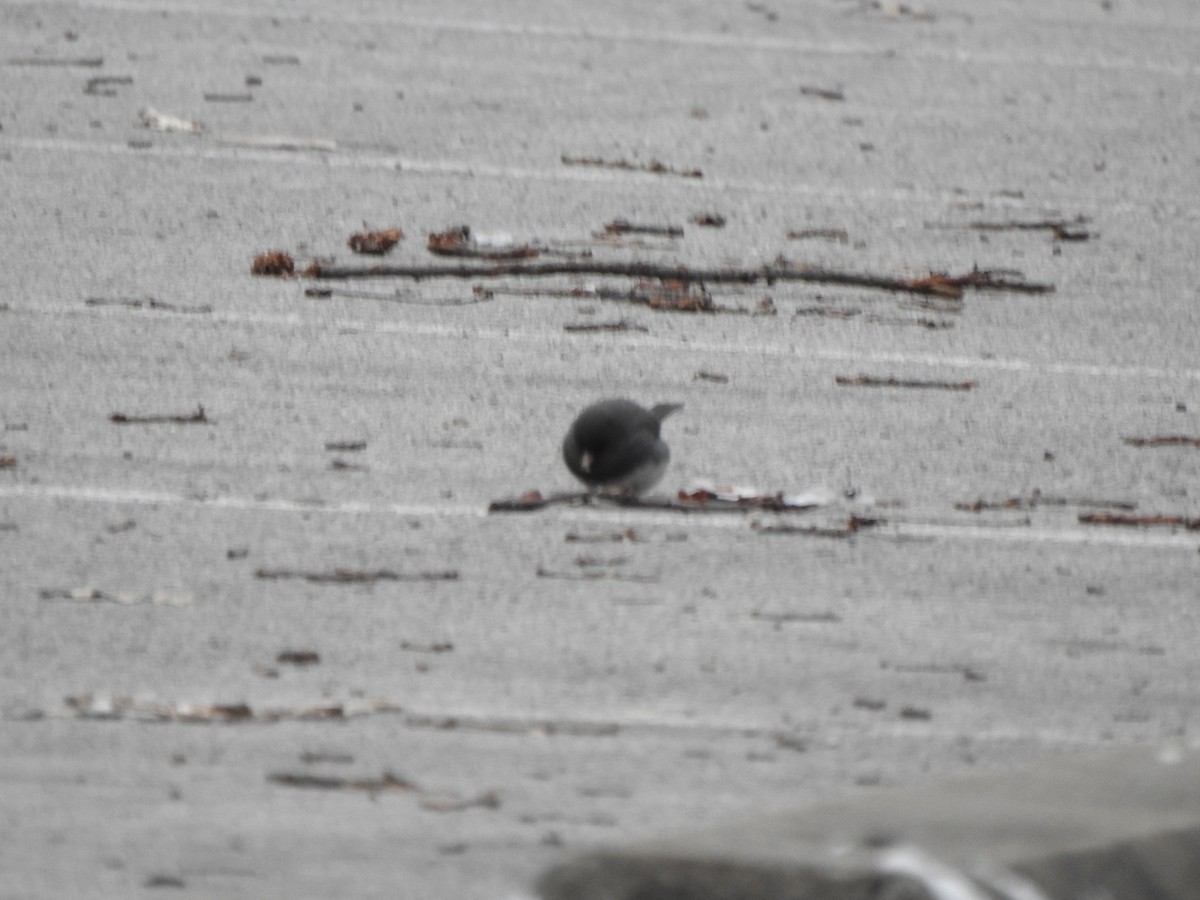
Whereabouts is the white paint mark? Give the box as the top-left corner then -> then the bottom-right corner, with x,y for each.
879,845 -> 993,900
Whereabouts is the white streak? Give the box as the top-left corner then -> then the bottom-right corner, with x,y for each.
879,845 -> 993,900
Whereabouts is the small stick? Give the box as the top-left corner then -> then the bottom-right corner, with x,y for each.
254,567 -> 458,583
1122,435 -> 1200,448
561,154 -> 702,178
835,375 -> 975,391
1079,513 -> 1200,530
300,260 -> 1053,299
603,219 -> 684,237
109,405 -> 208,425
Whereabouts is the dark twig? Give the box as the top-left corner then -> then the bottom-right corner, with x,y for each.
487,490 -> 823,514
603,219 -> 684,237
109,405 -> 208,425
835,375 -> 975,391
958,491 -> 1137,512
1123,435 -> 1200,448
300,260 -> 1053,299
7,56 -> 104,67
254,567 -> 458,583
927,215 -> 1090,242
1079,513 -> 1200,531
267,771 -> 417,793
561,154 -> 702,179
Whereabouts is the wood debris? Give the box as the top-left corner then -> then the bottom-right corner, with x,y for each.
427,225 -> 538,260
85,296 -> 212,314
7,55 -> 104,67
251,251 -> 295,276
835,375 -> 975,391
109,405 -> 209,425
489,487 -> 824,514
957,490 -> 1137,512
276,650 -> 320,666
602,219 -> 684,237
787,228 -> 849,243
753,516 -> 884,537
676,487 -> 822,511
800,85 -> 845,101
563,319 -> 649,333
297,258 -> 1052,299
632,278 -> 715,312
1123,435 -> 1200,448
268,771 -> 416,793
561,154 -> 702,179
928,215 -> 1091,242
255,567 -> 458,584
84,75 -> 133,96
348,228 -> 404,255
1078,512 -> 1200,530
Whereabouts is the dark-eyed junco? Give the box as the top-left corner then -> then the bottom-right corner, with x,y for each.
562,398 -> 683,496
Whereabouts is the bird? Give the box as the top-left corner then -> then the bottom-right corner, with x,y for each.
562,398 -> 683,496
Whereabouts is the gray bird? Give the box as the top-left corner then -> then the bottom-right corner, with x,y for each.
562,398 -> 683,496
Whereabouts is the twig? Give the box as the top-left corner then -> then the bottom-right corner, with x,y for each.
109,405 -> 208,425
750,610 -> 842,624
799,86 -> 845,101
787,228 -> 849,243
267,771 -> 416,793
299,260 -> 1053,299
603,219 -> 684,237
1079,512 -> 1200,530
84,75 -> 133,96
835,375 -> 975,391
753,516 -> 884,537
561,154 -> 702,179
927,215 -> 1090,242
254,567 -> 458,583
957,491 -> 1137,512
1123,435 -> 1200,448
86,296 -> 212,314
487,490 -> 823,514
6,56 -> 104,67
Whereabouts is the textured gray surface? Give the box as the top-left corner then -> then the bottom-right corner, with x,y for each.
2,1 -> 1199,898
539,742 -> 1200,899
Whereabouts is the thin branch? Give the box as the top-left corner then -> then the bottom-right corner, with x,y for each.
300,260 -> 1053,299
